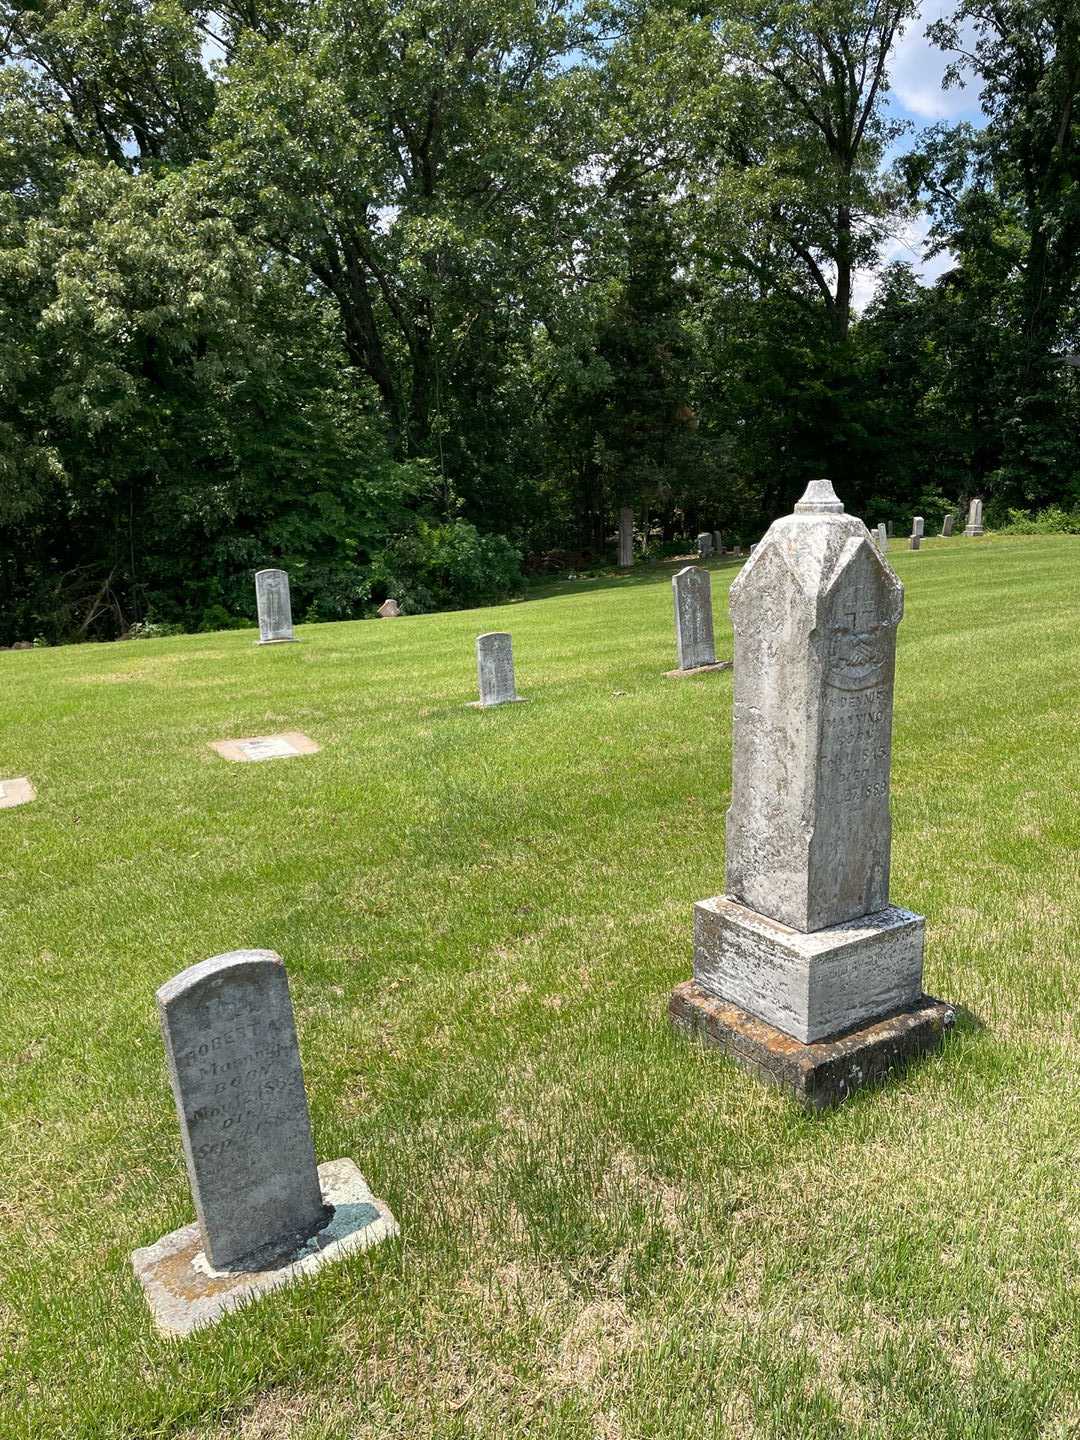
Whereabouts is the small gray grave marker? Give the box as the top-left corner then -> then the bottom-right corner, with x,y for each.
471,632 -> 524,708
911,516 -> 924,540
941,514 -> 955,537
910,534 -> 921,550
255,569 -> 296,645
696,532 -> 713,559
617,507 -> 634,568
875,523 -> 888,551
131,950 -> 397,1336
713,531 -> 723,554
964,498 -> 984,536
668,566 -> 727,676
377,599 -> 401,618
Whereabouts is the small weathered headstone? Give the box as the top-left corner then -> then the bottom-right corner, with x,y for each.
696,532 -> 713,560
912,516 -> 924,540
377,599 -> 401,618
668,566 -> 726,676
910,534 -> 921,550
712,531 -> 723,554
470,632 -> 524,708
749,542 -> 758,555
670,478 -> 953,1107
618,507 -> 634,568
255,569 -> 296,645
0,777 -> 35,809
875,523 -> 888,551
210,733 -> 319,763
941,514 -> 956,537
964,498 -> 984,536
131,950 -> 397,1336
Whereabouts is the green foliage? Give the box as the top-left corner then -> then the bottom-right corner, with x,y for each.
369,519 -> 524,614
996,506 -> 1080,534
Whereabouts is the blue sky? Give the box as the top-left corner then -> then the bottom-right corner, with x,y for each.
852,0 -> 985,307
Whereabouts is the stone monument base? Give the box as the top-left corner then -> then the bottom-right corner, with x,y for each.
664,660 -> 732,679
693,895 -> 925,1043
670,982 -> 954,1109
131,1158 -> 398,1338
466,696 -> 526,709
256,636 -> 298,645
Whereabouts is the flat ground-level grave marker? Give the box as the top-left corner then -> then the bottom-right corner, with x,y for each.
0,777 -> 36,809
210,733 -> 320,762
131,949 -> 397,1337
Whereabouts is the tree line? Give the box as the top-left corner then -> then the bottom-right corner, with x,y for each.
1,0 -> 1077,642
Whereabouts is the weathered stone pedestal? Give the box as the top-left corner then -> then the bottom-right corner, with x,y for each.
670,479 -> 952,1106
670,983 -> 954,1110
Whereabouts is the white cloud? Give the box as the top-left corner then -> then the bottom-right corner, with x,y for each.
852,214 -> 956,310
889,0 -> 981,121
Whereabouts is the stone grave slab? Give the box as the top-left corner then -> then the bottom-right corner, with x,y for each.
0,777 -> 36,809
210,733 -> 320,762
255,569 -> 297,645
469,632 -> 525,708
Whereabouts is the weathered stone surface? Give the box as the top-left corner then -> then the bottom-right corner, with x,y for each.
696,532 -> 713,559
941,514 -> 956,537
912,516 -> 925,539
725,478 -> 903,933
131,1157 -> 398,1337
210,733 -> 319,763
377,599 -> 401,618
692,895 -> 924,1043
875,523 -> 888,551
669,982 -> 955,1110
910,534 -> 921,550
472,631 -> 523,708
672,566 -> 716,671
964,498 -> 984,536
618,507 -> 634,568
255,569 -> 296,645
156,950 -> 325,1270
0,776 -> 35,809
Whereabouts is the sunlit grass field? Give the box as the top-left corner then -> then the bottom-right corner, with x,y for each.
2,533 -> 1078,1440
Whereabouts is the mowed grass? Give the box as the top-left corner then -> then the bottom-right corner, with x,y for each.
1,534 -> 1078,1440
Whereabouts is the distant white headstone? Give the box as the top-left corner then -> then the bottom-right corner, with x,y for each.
912,516 -> 924,539
696,532 -> 713,559
964,498 -> 984,536
941,514 -> 956,537
255,569 -> 296,645
875,523 -> 888,551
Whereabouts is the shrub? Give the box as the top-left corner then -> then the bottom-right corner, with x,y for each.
997,506 -> 1080,535
369,520 -> 523,614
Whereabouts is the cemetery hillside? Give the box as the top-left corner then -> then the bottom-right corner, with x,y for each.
2,533 -> 1079,1438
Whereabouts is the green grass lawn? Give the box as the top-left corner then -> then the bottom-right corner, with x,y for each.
2,534 -> 1078,1440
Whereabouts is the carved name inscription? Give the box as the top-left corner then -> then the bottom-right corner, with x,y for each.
158,951 -> 325,1270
